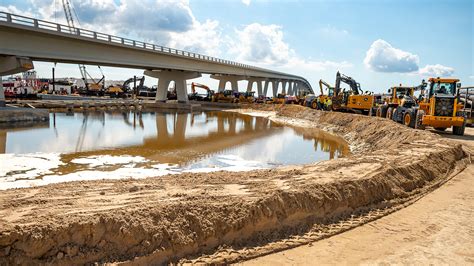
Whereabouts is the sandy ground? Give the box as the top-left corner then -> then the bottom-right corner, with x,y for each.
0,105 -> 471,265
245,127 -> 474,265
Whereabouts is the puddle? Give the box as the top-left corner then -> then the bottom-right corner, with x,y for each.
0,110 -> 349,189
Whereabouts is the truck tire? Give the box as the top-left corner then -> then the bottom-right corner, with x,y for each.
404,111 -> 416,128
453,112 -> 466,136
377,106 -> 388,118
453,123 -> 466,136
311,101 -> 318,109
386,107 -> 393,120
415,110 -> 425,130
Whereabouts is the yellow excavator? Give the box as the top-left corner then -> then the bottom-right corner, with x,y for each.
332,71 -> 375,114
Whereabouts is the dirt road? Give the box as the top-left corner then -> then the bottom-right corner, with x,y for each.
245,127 -> 474,265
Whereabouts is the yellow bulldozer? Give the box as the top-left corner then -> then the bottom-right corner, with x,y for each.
238,91 -> 256,103
212,90 -> 238,103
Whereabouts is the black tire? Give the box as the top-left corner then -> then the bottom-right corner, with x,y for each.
453,112 -> 466,136
386,107 -> 393,120
311,101 -> 318,109
377,106 -> 388,118
415,109 -> 425,130
404,111 -> 416,128
434,127 -> 447,131
453,123 -> 466,136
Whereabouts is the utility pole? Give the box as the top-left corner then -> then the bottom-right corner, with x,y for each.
52,66 -> 55,94
133,75 -> 137,99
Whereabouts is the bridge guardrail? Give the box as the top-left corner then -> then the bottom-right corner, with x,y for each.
0,11 -> 313,91
0,12 -> 251,67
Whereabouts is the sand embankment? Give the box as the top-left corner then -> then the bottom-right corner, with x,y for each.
0,105 -> 469,264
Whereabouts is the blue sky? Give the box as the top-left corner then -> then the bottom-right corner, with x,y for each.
1,0 -> 472,93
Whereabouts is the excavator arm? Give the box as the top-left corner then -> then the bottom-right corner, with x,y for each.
319,79 -> 334,96
191,82 -> 210,94
335,71 -> 361,96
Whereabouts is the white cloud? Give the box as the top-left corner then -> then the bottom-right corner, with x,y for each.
469,76 -> 474,79
320,25 -> 349,38
232,23 -> 351,71
364,39 -> 419,73
419,64 -> 455,76
0,5 -> 36,17
6,0 -> 221,56
242,0 -> 251,6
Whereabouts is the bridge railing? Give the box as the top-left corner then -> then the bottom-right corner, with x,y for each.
0,11 -> 313,91
0,11 -> 253,69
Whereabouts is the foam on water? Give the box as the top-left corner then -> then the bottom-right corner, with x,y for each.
0,153 -> 268,190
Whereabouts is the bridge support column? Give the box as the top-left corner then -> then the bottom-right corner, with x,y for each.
263,80 -> 279,97
246,78 -> 265,96
0,56 -> 34,107
211,75 -> 245,92
0,76 -> 4,107
281,80 -> 288,95
144,70 -> 201,103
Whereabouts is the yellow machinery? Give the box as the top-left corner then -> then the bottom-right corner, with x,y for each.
212,90 -> 238,103
415,77 -> 465,135
189,82 -> 214,101
332,71 -> 374,114
266,93 -> 286,104
313,79 -> 335,109
238,91 -> 256,103
376,83 -> 424,118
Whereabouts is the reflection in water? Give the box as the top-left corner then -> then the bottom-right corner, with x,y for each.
0,110 -> 349,189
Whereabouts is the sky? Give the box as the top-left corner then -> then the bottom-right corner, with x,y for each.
1,0 -> 473,93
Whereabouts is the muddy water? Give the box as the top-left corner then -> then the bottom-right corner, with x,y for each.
0,110 -> 349,189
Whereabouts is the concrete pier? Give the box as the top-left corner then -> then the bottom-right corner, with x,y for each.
0,107 -> 49,123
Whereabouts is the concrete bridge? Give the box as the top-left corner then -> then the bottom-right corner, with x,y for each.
0,12 -> 314,106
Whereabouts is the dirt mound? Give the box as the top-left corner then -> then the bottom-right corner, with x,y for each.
0,105 -> 469,265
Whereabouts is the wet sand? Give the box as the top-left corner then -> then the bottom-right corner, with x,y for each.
244,128 -> 474,265
0,105 -> 470,264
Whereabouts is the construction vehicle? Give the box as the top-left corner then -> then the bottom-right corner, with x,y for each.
376,82 -> 426,118
332,71 -> 375,114
413,77 -> 466,135
316,79 -> 335,108
266,93 -> 286,104
212,90 -> 238,103
238,91 -> 256,103
188,82 -> 214,101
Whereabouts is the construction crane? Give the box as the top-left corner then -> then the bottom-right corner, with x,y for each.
61,0 -> 104,95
